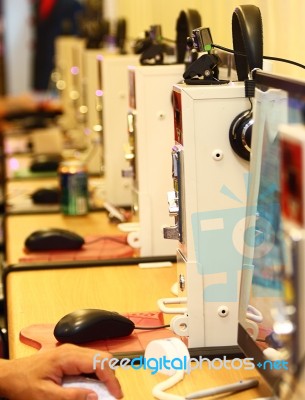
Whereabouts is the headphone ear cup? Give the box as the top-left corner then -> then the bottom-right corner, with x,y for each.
229,110 -> 253,161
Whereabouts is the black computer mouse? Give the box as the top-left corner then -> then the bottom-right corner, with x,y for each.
31,187 -> 60,204
24,228 -> 85,251
54,309 -> 135,344
30,154 -> 61,172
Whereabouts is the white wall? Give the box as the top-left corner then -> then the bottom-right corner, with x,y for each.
3,0 -> 33,94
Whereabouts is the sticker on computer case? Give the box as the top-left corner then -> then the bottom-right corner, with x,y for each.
192,207 -> 249,302
128,69 -> 136,109
280,138 -> 303,226
173,91 -> 183,145
191,201 -> 280,302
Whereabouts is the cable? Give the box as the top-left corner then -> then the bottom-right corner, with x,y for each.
212,43 -> 305,70
84,235 -> 128,245
134,324 -> 170,330
246,304 -> 263,323
152,370 -> 185,400
145,338 -> 190,400
162,37 -> 176,44
137,37 -> 305,70
212,43 -> 245,55
263,55 -> 305,70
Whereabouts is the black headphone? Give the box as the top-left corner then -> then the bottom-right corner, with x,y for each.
229,107 -> 253,161
175,9 -> 202,64
229,5 -> 263,161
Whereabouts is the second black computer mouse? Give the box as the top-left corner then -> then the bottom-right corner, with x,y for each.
24,228 -> 85,251
54,309 -> 135,344
31,187 -> 60,204
30,154 -> 61,172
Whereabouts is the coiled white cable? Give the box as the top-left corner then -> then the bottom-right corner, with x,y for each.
246,304 -> 263,323
152,371 -> 185,400
145,338 -> 189,400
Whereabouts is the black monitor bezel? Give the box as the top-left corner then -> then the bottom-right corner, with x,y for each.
254,70 -> 305,95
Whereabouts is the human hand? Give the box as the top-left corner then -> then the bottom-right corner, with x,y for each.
0,93 -> 62,119
0,344 -> 123,400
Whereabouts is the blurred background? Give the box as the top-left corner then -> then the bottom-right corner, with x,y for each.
1,0 -> 305,96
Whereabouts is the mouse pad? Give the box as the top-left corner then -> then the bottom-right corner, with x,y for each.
20,234 -> 135,262
20,312 -> 178,358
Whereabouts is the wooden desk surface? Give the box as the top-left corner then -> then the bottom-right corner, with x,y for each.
5,208 -> 272,399
5,211 -> 121,264
5,176 -> 105,214
5,264 -> 272,399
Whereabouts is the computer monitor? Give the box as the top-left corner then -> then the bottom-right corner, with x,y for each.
238,70 -> 305,398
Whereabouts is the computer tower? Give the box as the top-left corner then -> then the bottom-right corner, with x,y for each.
54,36 -> 86,129
164,82 -> 250,349
82,51 -> 138,197
125,64 -> 185,257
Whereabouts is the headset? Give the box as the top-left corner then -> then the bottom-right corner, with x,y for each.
175,9 -> 202,64
229,100 -> 253,161
228,5 -> 263,161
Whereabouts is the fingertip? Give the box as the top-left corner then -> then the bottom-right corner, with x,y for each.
112,385 -> 124,399
86,393 -> 98,400
96,375 -> 123,399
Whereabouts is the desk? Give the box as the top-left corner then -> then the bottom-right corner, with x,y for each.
4,200 -> 272,399
5,176 -> 105,214
5,263 -> 272,399
5,211 -> 121,264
